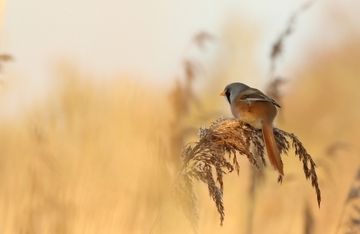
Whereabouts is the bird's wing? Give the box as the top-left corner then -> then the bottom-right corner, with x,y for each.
239,88 -> 281,108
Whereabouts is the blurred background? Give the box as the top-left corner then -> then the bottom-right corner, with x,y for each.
0,0 -> 360,233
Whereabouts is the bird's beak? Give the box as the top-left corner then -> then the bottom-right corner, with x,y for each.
220,91 -> 226,96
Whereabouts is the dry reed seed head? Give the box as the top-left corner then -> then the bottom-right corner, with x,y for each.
270,1 -> 313,61
280,131 -> 322,207
192,31 -> 215,51
346,168 -> 360,202
269,2 -> 314,80
0,54 -> 13,61
176,117 -> 322,226
266,77 -> 287,108
174,174 -> 199,230
273,128 -> 290,156
337,167 -> 360,233
0,54 -> 13,73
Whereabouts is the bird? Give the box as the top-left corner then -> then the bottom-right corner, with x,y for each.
220,82 -> 284,176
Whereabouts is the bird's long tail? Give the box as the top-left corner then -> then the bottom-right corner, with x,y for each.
262,122 -> 284,176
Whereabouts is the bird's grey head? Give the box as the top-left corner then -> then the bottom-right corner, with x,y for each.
221,82 -> 249,104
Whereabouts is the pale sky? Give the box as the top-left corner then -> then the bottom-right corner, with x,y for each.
0,1 -> 311,82
0,0 -> 359,117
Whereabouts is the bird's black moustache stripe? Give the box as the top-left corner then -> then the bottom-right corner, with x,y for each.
225,90 -> 231,104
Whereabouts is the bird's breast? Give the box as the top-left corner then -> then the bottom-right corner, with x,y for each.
231,100 -> 276,129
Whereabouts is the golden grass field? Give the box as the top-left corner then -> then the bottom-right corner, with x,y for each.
1,14 -> 360,234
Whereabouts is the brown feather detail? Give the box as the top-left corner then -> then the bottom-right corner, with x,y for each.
240,88 -> 281,108
262,121 -> 284,175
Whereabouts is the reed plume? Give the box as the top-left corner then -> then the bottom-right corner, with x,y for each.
175,117 -> 321,226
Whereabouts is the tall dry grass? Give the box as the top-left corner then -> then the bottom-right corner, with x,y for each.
0,63 -> 191,233
280,37 -> 360,234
